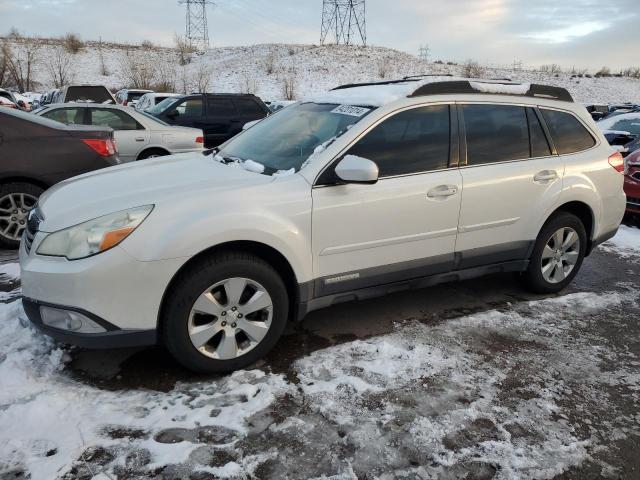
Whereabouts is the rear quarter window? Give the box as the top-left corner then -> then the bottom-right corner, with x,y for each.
541,109 -> 596,154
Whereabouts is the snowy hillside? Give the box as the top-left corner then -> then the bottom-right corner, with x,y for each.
2,37 -> 640,103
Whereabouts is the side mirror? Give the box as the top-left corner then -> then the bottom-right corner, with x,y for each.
335,155 -> 379,184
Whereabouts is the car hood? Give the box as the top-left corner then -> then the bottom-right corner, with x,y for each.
37,152 -> 273,232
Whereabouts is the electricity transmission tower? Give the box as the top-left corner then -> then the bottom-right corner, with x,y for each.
179,0 -> 215,53
320,0 -> 367,46
418,44 -> 430,62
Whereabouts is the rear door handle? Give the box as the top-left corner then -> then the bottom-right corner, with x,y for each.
534,170 -> 558,183
427,185 -> 459,199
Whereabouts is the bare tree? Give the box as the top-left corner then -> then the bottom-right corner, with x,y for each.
238,72 -> 257,94
280,71 -> 297,100
46,46 -> 75,88
63,33 -> 84,54
5,34 -> 41,91
175,33 -> 194,66
153,57 -> 177,92
179,65 -> 190,94
119,52 -> 155,89
264,52 -> 276,75
0,41 -> 11,87
462,59 -> 485,78
377,57 -> 392,79
97,37 -> 109,76
193,62 -> 212,93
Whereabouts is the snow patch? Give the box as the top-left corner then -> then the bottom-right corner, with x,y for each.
600,225 -> 640,259
0,262 -> 20,281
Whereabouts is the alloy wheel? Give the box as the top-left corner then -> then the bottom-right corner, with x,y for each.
541,227 -> 581,284
187,277 -> 273,360
0,193 -> 38,241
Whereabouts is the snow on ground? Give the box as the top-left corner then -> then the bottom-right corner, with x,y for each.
3,39 -> 640,104
601,224 -> 640,259
1,255 -> 639,478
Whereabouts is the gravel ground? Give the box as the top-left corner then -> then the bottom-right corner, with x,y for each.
0,222 -> 639,480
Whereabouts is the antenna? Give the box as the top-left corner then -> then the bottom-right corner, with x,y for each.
179,0 -> 215,53
320,0 -> 366,46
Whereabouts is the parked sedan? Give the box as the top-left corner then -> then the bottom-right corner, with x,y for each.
0,108 -> 119,248
36,103 -> 204,162
599,113 -> 640,157
625,150 -> 640,215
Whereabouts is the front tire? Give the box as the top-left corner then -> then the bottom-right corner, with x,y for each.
523,212 -> 587,294
162,251 -> 289,373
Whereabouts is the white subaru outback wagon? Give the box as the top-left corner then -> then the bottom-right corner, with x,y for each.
19,77 -> 626,373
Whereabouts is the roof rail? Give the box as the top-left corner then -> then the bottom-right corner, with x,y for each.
402,74 -> 454,80
331,78 -> 419,91
409,80 -> 574,102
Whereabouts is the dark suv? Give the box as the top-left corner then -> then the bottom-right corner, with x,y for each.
0,108 -> 119,248
147,93 -> 270,148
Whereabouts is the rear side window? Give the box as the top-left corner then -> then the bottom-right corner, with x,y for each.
463,104 -> 529,165
527,108 -> 552,158
42,108 -> 85,125
89,109 -> 142,130
346,105 -> 451,177
235,98 -> 265,116
541,109 -> 595,154
207,98 -> 236,117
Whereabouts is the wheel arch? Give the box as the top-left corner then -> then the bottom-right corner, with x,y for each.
0,176 -> 50,191
137,147 -> 171,160
157,240 -> 301,332
544,201 -> 595,255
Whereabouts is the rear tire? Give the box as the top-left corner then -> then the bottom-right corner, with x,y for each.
0,182 -> 43,249
137,149 -> 169,160
523,212 -> 587,294
162,250 -> 289,373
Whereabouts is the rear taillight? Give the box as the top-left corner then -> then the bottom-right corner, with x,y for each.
83,138 -> 116,157
196,136 -> 204,144
608,152 -> 625,173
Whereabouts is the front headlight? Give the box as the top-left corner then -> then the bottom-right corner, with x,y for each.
37,205 -> 153,260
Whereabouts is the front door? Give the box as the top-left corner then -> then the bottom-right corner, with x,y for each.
312,104 -> 462,297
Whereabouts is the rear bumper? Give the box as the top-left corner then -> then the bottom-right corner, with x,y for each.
22,298 -> 157,349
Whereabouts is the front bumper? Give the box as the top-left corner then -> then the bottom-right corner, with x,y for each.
22,298 -> 157,349
19,239 -> 187,336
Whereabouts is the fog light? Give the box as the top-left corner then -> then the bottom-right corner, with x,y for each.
40,306 -> 107,334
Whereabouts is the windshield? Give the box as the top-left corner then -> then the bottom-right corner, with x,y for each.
217,102 -> 372,173
609,118 -> 640,136
148,97 -> 181,115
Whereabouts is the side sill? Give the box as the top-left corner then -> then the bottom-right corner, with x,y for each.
295,260 -> 529,320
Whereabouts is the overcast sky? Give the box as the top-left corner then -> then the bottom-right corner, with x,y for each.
1,0 -> 638,69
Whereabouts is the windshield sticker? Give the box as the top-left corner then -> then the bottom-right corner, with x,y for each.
331,105 -> 371,117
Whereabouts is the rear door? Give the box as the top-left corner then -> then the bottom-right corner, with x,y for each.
40,106 -> 88,126
455,103 -> 563,267
88,107 -> 149,162
205,96 -> 240,147
312,104 -> 462,296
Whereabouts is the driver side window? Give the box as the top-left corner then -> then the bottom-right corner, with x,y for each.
346,105 -> 451,178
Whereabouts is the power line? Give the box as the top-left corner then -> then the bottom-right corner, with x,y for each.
178,0 -> 215,53
320,0 -> 366,46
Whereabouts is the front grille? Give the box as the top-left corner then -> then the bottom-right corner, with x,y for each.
23,208 -> 43,254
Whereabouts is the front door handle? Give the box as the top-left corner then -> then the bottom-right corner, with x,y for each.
534,170 -> 558,183
135,137 -> 145,142
427,185 -> 459,199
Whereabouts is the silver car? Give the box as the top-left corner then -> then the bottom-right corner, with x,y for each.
36,103 -> 204,162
